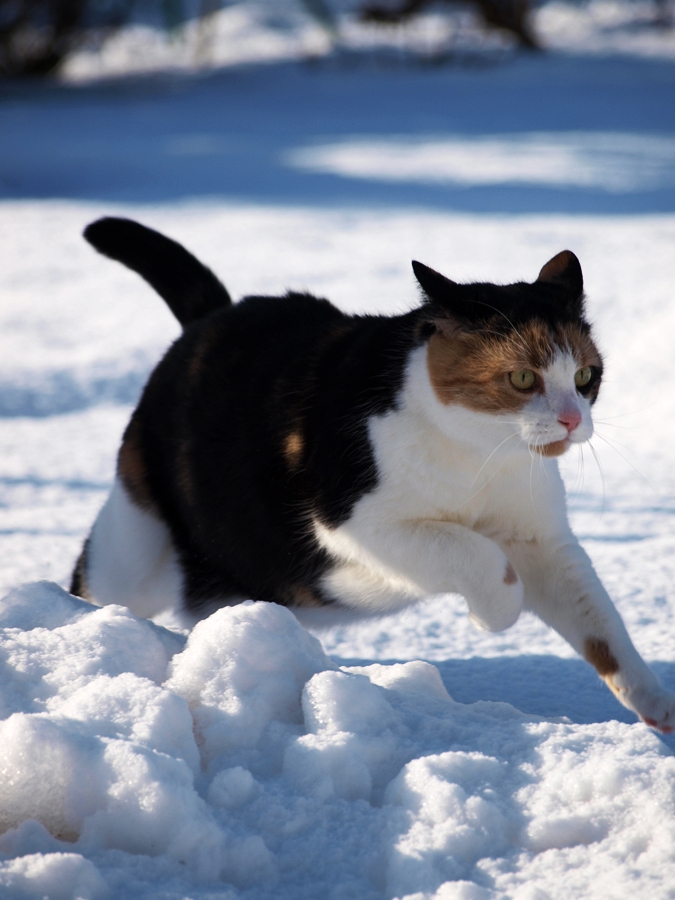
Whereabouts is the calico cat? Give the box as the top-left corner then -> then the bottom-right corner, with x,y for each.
71,216 -> 675,733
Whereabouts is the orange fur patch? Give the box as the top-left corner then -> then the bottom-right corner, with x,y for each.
426,320 -> 602,413
283,431 -> 305,470
287,585 -> 325,607
426,329 -> 534,413
584,637 -> 619,676
187,322 -> 220,385
534,439 -> 569,458
504,562 -> 518,585
118,417 -> 155,510
555,324 -> 602,371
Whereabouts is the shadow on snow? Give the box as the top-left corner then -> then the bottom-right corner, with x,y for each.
1,53 -> 675,213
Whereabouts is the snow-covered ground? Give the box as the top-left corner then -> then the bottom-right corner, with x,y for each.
1,16 -> 675,900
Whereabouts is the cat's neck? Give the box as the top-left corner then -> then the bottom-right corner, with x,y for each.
367,344 -> 567,542
402,345 -> 534,464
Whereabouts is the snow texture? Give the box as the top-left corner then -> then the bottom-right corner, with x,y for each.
1,10 -> 675,899
2,585 -> 675,900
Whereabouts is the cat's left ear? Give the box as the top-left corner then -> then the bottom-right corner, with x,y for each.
536,250 -> 584,301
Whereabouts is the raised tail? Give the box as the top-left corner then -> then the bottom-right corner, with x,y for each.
84,217 -> 232,328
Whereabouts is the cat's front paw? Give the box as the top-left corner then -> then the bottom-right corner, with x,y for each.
466,554 -> 524,633
607,676 -> 675,733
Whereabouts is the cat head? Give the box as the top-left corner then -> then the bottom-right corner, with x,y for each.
413,251 -> 603,457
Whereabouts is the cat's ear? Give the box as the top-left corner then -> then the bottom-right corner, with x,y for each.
536,250 -> 583,299
412,260 -> 460,304
412,261 -> 467,337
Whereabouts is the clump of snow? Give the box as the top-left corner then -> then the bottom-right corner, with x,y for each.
0,851 -> 109,900
0,583 -> 224,879
2,581 -> 675,898
165,600 -> 333,775
207,765 -> 262,809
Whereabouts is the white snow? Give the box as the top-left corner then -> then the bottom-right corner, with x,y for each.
287,132 -> 675,192
2,9 -> 675,896
1,585 -> 675,899
537,0 -> 675,57
1,200 -> 675,900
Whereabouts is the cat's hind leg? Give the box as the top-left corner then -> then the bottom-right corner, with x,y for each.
319,559 -> 425,616
71,477 -> 183,619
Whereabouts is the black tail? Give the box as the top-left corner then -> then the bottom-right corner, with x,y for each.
84,217 -> 232,328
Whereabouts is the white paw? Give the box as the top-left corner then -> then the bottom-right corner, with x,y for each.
609,676 -> 675,733
466,553 -> 524,633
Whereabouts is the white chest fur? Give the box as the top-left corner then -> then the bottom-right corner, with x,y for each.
315,345 -> 573,618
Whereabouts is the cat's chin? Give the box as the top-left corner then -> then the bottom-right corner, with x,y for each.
533,439 -> 570,458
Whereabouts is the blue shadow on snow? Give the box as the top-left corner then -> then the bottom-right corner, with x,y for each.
334,654 -> 675,751
1,53 -> 675,212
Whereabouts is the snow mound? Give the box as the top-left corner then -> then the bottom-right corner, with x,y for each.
1,582 -> 674,898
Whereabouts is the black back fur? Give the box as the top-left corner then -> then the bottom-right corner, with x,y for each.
78,218 -> 431,610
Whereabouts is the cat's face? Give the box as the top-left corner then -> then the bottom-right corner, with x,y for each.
414,251 -> 603,457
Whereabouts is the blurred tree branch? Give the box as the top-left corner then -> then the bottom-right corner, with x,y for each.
0,0 -> 88,75
358,0 -> 538,48
0,0 -> 540,78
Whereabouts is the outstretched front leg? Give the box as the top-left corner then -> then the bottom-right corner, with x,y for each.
506,536 -> 675,732
318,519 -> 525,632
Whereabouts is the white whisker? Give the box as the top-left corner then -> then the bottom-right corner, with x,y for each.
587,439 -> 606,513
592,430 -> 658,498
447,434 -> 522,512
471,431 -> 521,486
578,443 -> 586,493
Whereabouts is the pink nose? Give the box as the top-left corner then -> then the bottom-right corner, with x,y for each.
558,409 -> 582,433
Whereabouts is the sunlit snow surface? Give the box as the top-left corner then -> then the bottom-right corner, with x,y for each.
2,8 -> 675,893
1,583 -> 675,900
1,201 -> 675,899
287,132 -> 675,192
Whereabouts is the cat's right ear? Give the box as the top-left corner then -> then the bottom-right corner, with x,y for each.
412,261 -> 466,337
412,261 -> 460,304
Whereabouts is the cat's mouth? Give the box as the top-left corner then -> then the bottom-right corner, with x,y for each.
532,439 -> 570,457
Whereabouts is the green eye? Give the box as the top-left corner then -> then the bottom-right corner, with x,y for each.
510,369 -> 536,390
575,367 -> 593,388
